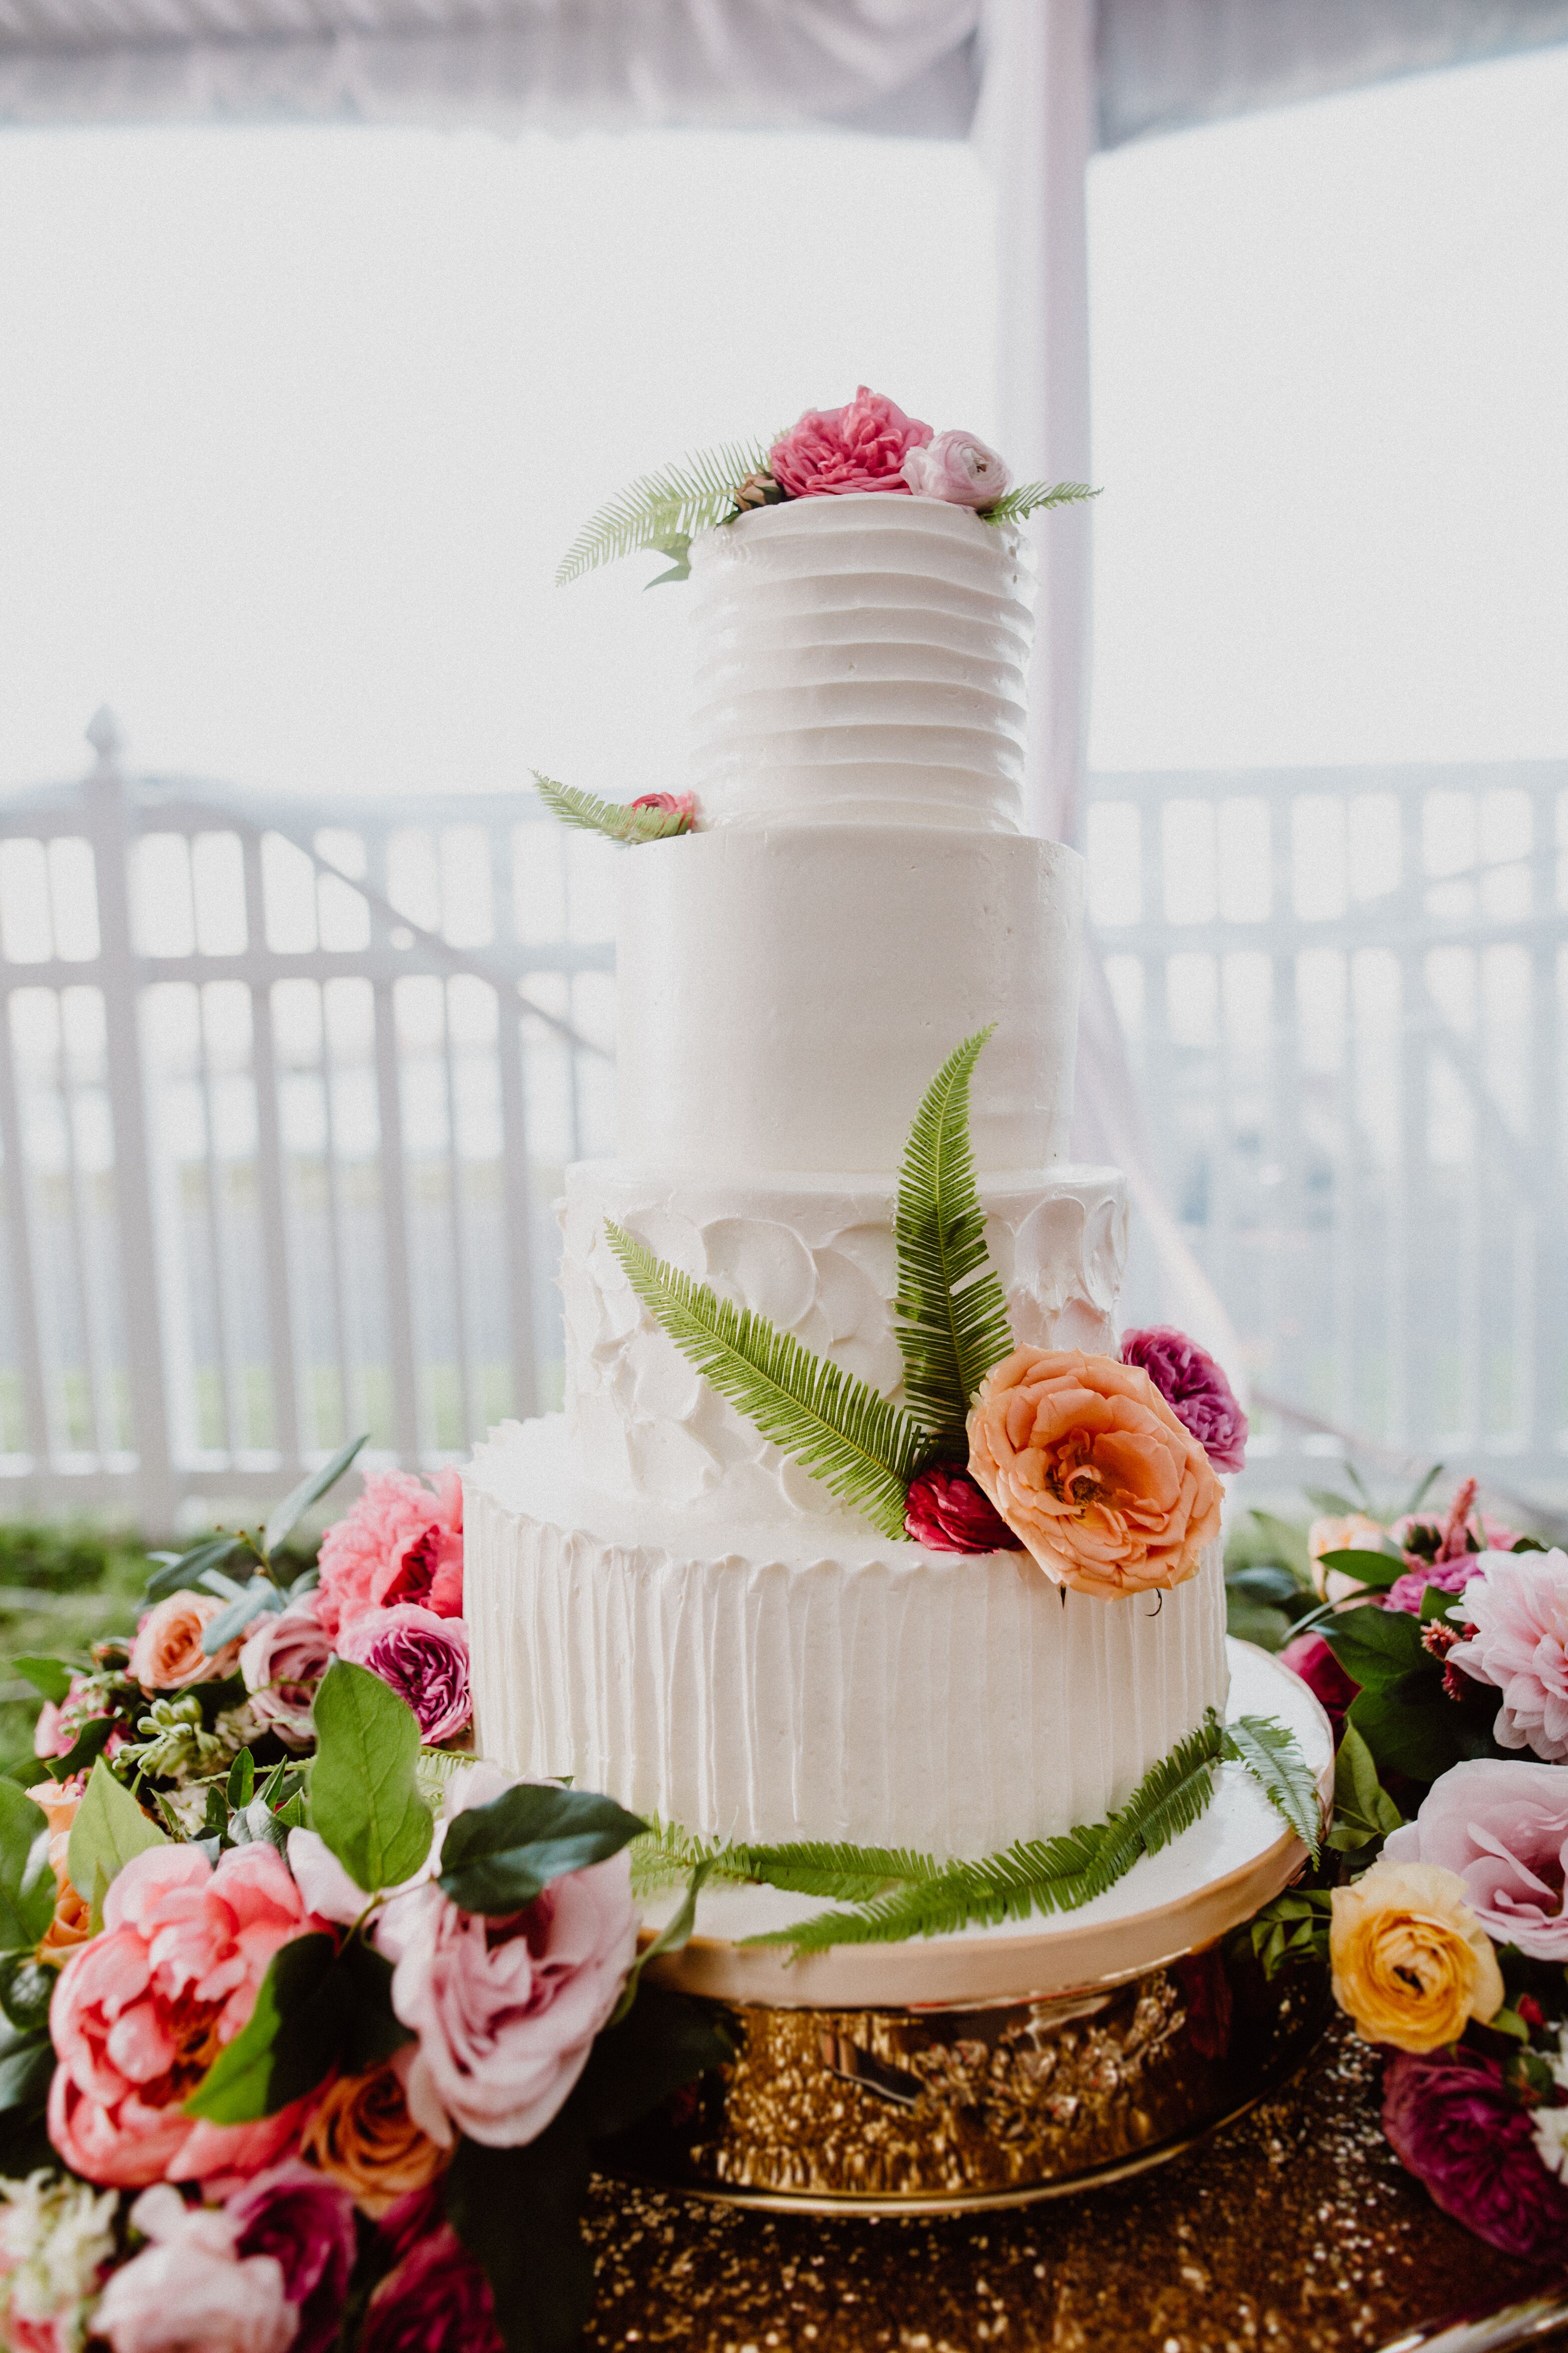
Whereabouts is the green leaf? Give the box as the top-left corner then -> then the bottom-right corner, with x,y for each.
1302,1486 -> 1365,1517
1320,1604 -> 1430,1692
735,1839 -> 939,1903
263,1432 -> 369,1560
1247,1888 -> 1332,1979
1249,1510 -> 1313,1583
336,1938 -> 414,2073
892,1027 -> 1015,1446
1317,1547 -> 1405,1591
444,2125 -> 596,2353
438,1784 -> 646,1915
37,1716 -> 114,1784
67,1759 -> 168,1907
184,1933 -> 341,2122
309,1662 -> 432,1894
9,1658 -> 73,1705
644,534 -> 693,587
610,1857 -> 714,2025
1347,1683 -> 1472,1784
202,1579 -> 280,1655
1227,1562 -> 1309,1608
144,1533 -> 244,1604
1400,1462 -> 1444,1516
565,1981 -> 734,2145
1330,1720 -> 1404,1853
606,1220 -> 926,1541
0,2030 -> 53,2118
531,772 -> 693,848
1223,1716 -> 1321,1862
556,437 -> 772,585
227,1748 -> 255,1810
0,1783 -> 54,1953
0,1957 -> 54,2034
1225,1594 -> 1294,1652
979,480 -> 1100,525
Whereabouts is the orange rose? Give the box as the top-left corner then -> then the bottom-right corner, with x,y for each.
966,1347 -> 1223,1598
130,1590 -> 246,1691
25,1787 -> 92,1963
301,2052 -> 448,2216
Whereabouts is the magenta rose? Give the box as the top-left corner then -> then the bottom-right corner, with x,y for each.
1382,2047 -> 1568,2262
1382,1759 -> 1568,1959
239,1595 -> 333,1749
1278,1631 -> 1360,1742
1119,1326 -> 1248,1473
360,2225 -> 502,2353
226,2162 -> 358,2353
336,1605 -> 472,1744
904,1464 -> 1022,1554
315,1468 -> 463,1642
902,428 -> 1010,508
769,386 -> 931,499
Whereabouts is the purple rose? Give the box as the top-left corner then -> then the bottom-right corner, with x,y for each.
1383,1758 -> 1568,1960
904,1464 -> 1023,1554
1382,2047 -> 1568,2262
336,1605 -> 472,1744
359,2224 -> 503,2353
226,2161 -> 358,2353
1278,1631 -> 1360,1742
1119,1327 -> 1248,1472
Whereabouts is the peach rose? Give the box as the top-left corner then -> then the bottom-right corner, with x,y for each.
24,1786 -> 92,1966
965,1347 -> 1223,1598
130,1592 -> 248,1692
1330,1858 -> 1505,2054
1308,1511 -> 1387,1603
302,2050 -> 449,2217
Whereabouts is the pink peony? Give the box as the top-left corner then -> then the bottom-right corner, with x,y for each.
226,2162 -> 357,2353
315,1469 -> 463,1642
1382,2047 -> 1568,2262
336,1606 -> 471,1744
903,1463 -> 1022,1554
1383,1759 -> 1568,1960
901,428 -> 1009,508
92,2183 -> 295,2353
1119,1327 -> 1248,1473
239,1595 -> 334,1749
359,2224 -> 502,2353
1448,1552 -> 1568,1762
769,386 -> 931,500
48,1841 -> 320,2191
374,1766 -> 636,2148
1279,1631 -> 1360,1743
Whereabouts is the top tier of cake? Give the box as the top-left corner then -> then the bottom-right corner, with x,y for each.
688,495 -> 1033,833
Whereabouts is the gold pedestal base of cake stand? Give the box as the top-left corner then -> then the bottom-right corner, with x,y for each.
606,1642 -> 1335,2215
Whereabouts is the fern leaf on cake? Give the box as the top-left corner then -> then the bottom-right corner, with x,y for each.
980,481 -> 1101,527
1222,1715 -> 1322,1863
606,1222 -> 927,1541
531,772 -> 691,845
893,1027 -> 1016,1446
556,438 -> 774,585
729,1840 -> 942,1903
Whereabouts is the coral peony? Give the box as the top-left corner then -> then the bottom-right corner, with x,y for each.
359,2224 -> 503,2353
1278,1631 -> 1360,1743
374,1766 -> 636,2148
903,1464 -> 1022,1554
335,1606 -> 471,1744
0,2168 -> 117,2353
901,429 -> 1010,508
965,1347 -> 1222,1599
1119,1327 -> 1248,1473
226,2162 -> 357,2353
315,1470 -> 463,1642
1383,2048 -> 1568,2262
92,2185 -> 294,2353
1382,1758 -> 1568,1960
130,1593 -> 247,1694
48,1842 -> 318,2190
769,387 -> 930,500
302,2049 -> 449,2218
239,1596 -> 333,1750
1447,1552 -> 1568,1762
1329,1857 -> 1503,2053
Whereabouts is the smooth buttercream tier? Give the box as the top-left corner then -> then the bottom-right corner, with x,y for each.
465,1416 -> 1230,1860
616,826 -> 1083,1173
687,496 -> 1033,832
562,1160 -> 1127,1530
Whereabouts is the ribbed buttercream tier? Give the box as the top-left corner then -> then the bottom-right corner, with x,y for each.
562,1159 -> 1127,1530
465,1416 -> 1230,1860
687,496 -> 1033,832
617,826 -> 1083,1172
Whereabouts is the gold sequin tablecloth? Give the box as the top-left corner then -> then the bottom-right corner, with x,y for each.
582,2024 -> 1568,2352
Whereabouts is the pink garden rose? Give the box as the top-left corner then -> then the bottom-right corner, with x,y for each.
903,1464 -> 1022,1554
1383,1758 -> 1568,1960
1119,1327 -> 1248,1473
49,1842 -> 320,2190
336,1606 -> 471,1745
239,1594 -> 334,1749
769,387 -> 931,499
901,428 -> 1009,508
1448,1551 -> 1568,1762
92,2184 -> 295,2353
373,1765 -> 636,2148
1382,2047 -> 1568,2262
315,1469 -> 463,1642
226,2162 -> 358,2353
359,2224 -> 503,2353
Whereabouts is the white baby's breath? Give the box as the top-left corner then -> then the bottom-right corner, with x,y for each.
0,2169 -> 118,2351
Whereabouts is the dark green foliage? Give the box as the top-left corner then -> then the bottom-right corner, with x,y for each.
439,1784 -> 646,1915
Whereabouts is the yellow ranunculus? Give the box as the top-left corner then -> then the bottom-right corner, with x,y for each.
1329,1859 -> 1504,2054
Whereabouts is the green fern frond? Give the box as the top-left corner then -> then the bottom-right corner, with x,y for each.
1223,1715 -> 1322,1863
606,1222 -> 927,1541
531,772 -> 691,846
980,481 -> 1101,527
893,1027 -> 1015,1445
730,1840 -> 942,1903
556,437 -> 773,585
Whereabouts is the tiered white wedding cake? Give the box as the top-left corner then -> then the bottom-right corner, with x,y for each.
465,477 -> 1229,1864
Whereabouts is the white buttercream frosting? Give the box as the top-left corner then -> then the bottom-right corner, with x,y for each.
688,495 -> 1034,833
561,1159 -> 1128,1527
465,1417 -> 1231,1861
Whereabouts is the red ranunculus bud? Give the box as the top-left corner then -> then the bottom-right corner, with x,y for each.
904,1464 -> 1022,1554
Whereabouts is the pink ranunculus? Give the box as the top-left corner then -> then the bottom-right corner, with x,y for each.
1382,1758 -> 1568,1960
1278,1631 -> 1360,1743
226,2162 -> 358,2353
769,386 -> 931,500
315,1470 -> 463,1643
901,428 -> 1010,508
239,1595 -> 334,1749
373,1767 -> 636,2149
1119,1327 -> 1248,1473
903,1464 -> 1022,1554
1382,2047 -> 1568,2262
629,792 -> 695,820
1448,1552 -> 1568,1763
92,2184 -> 296,2353
335,1607 -> 471,1745
48,1841 -> 320,2191
359,2224 -> 503,2353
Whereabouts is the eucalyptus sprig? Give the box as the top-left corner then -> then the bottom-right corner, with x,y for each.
141,1432 -> 368,1652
